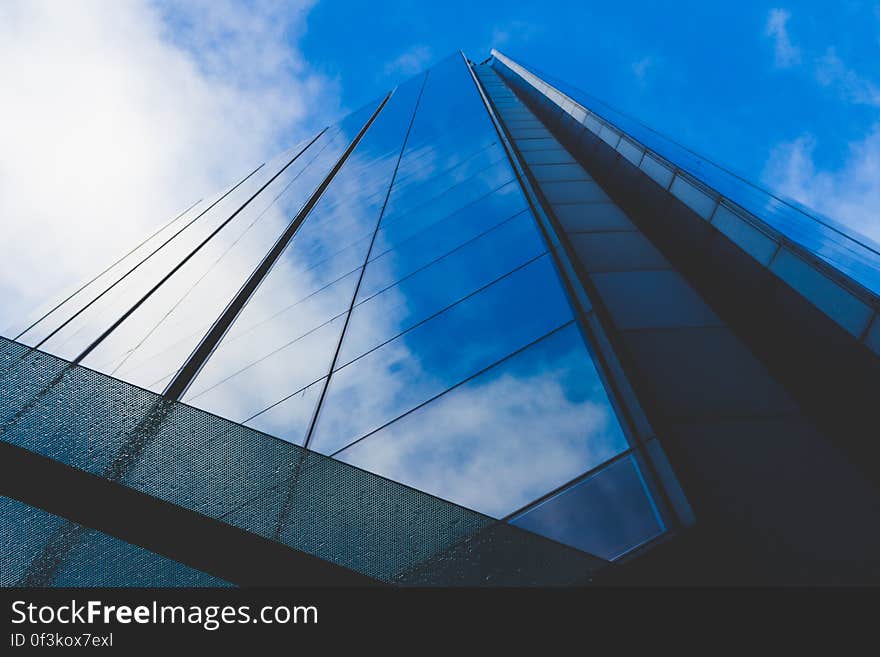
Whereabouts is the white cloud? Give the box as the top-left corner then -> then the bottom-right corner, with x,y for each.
0,0 -> 338,334
764,10 -> 879,106
631,55 -> 655,82
491,20 -> 541,51
383,45 -> 433,78
765,8 -> 801,68
764,125 -> 880,242
815,47 -> 880,106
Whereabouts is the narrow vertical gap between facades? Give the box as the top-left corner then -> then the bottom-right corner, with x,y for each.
467,56 -> 686,535
271,72 -> 431,543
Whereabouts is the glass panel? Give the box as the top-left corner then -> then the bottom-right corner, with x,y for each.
358,186 -> 530,299
80,105 -> 378,390
385,142 -> 506,206
495,54 -> 880,296
378,159 -> 515,238
393,138 -> 502,187
175,269 -> 359,401
4,196 -> 205,341
297,141 -> 509,255
394,56 -> 500,180
16,187 -> 234,353
20,143 -> 302,356
510,454 -> 665,560
382,147 -> 509,218
640,153 -> 674,188
92,132 -> 349,381
371,178 -> 522,257
184,314 -> 345,423
669,175 -> 717,219
340,210 -> 547,365
181,72 -> 426,417
244,377 -> 327,446
333,323 -> 631,518
31,141 -> 307,364
309,255 -> 577,456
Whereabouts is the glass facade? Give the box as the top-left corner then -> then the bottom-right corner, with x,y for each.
489,50 -> 880,363
486,50 -> 880,586
4,44 -> 879,586
2,51 -> 717,585
490,52 -> 880,299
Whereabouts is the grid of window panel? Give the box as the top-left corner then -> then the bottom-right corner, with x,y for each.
5,53 -> 671,562
489,50 -> 880,300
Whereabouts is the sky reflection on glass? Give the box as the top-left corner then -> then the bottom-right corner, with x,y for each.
511,454 -> 665,560
181,74 -> 426,419
14,53 -> 669,560
89,132 -> 348,389
334,324 -> 630,518
310,254 -> 575,455
338,210 -> 546,366
506,56 -> 880,297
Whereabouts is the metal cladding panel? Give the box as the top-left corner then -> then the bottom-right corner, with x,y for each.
0,337 -> 606,585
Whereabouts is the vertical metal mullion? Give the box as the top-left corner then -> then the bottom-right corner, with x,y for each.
476,57 -> 689,534
9,101 -> 396,586
14,197 -> 203,343
25,166 -> 265,355
301,73 -> 429,452
70,130 -> 328,368
163,93 -> 392,401
270,73 -> 429,542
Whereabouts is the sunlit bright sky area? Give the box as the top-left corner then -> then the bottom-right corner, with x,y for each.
1,0 -> 878,329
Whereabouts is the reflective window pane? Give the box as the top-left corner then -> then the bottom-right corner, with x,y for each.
357,187 -> 530,300
185,314 -> 346,423
93,133 -> 352,385
511,455 -> 665,560
182,269 -> 359,401
310,255 -> 578,456
182,75 -> 427,415
370,179 -> 523,257
245,377 -> 327,446
31,137 -> 323,364
333,323 -> 631,517
339,210 -> 548,365
378,159 -> 515,238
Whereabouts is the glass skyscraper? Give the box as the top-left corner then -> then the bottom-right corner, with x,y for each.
3,51 -> 879,586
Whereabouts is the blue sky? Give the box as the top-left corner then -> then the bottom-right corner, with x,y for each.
0,0 -> 878,325
299,1 -> 880,243
303,2 -> 871,190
